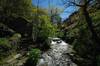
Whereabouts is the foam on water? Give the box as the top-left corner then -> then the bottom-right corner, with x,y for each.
37,39 -> 77,66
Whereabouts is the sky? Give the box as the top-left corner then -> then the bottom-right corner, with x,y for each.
32,0 -> 78,21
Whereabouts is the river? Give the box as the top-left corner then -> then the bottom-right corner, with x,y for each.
37,38 -> 77,66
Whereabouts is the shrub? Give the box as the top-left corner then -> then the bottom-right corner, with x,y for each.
0,38 -> 11,60
24,48 -> 41,66
0,38 -> 11,48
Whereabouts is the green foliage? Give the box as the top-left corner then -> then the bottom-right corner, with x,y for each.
57,30 -> 64,38
0,33 -> 21,61
24,48 -> 41,66
32,7 -> 48,15
0,0 -> 33,20
65,9 -> 100,66
33,15 -> 57,50
29,49 -> 41,61
91,10 -> 100,37
33,15 -> 56,39
0,38 -> 11,48
0,38 -> 11,60
38,15 -> 57,38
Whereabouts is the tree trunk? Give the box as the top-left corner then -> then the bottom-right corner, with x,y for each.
82,6 -> 100,45
82,6 -> 100,66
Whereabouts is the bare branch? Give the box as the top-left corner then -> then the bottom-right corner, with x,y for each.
62,0 -> 94,7
62,0 -> 84,7
85,0 -> 93,5
69,1 -> 84,7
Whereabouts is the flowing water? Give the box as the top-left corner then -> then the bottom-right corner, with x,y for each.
37,39 -> 77,66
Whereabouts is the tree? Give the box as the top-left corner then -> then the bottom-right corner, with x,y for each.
32,7 -> 48,16
0,0 -> 34,38
62,0 -> 100,66
33,15 -> 57,40
0,0 -> 33,20
32,15 -> 57,50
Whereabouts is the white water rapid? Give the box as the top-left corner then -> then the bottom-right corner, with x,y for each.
37,38 -> 77,66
